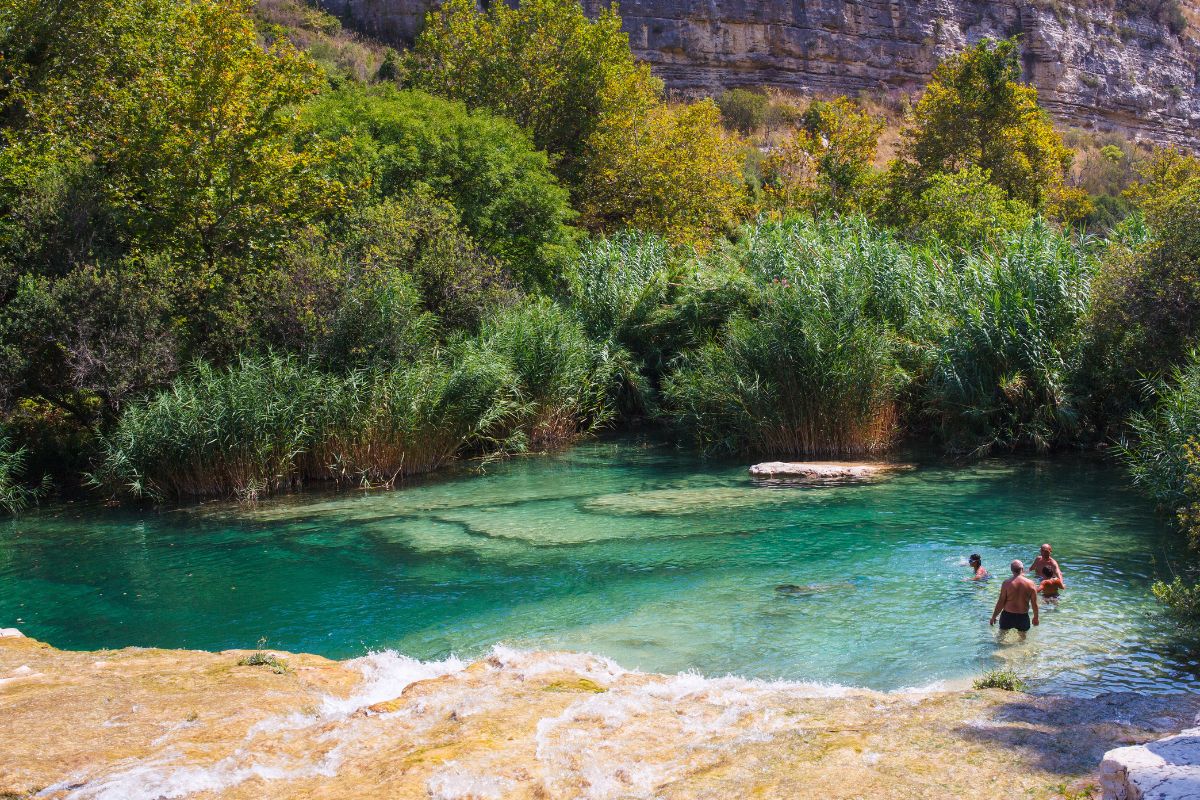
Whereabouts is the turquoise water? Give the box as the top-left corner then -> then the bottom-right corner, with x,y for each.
1,440 -> 1196,695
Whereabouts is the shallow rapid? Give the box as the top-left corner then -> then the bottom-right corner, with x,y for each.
1,439 -> 1196,695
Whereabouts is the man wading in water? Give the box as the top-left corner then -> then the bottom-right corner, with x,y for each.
990,560 -> 1039,639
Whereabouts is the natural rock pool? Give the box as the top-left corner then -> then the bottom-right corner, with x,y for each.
2,439 -> 1196,695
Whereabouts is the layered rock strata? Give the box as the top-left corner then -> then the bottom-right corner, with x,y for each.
313,0 -> 1200,148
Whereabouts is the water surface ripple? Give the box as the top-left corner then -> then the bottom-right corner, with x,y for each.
1,440 -> 1195,695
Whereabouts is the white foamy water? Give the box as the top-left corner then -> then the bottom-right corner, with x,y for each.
48,646 -> 936,800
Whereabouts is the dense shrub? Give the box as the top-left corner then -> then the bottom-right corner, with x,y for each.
717,88 -> 770,135
926,221 -> 1095,453
301,87 -> 575,288
764,98 -> 883,215
246,192 -> 509,365
0,263 -> 179,415
1089,179 -> 1200,388
899,167 -> 1035,249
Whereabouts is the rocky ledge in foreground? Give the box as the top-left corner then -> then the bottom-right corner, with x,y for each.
2,633 -> 1198,799
748,461 -> 913,480
1101,727 -> 1200,800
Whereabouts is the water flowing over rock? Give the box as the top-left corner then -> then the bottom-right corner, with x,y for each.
314,0 -> 1200,149
5,634 -> 1200,798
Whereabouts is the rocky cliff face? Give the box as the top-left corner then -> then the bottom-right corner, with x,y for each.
316,0 -> 1200,147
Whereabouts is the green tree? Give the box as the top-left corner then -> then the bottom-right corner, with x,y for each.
579,99 -> 747,246
764,97 -> 883,214
1124,145 -> 1200,223
301,86 -> 575,288
893,38 -> 1073,210
2,0 -> 336,268
902,167 -> 1034,248
407,0 -> 659,185
1090,177 -> 1200,384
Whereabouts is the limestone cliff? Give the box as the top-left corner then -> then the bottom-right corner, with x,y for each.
314,0 -> 1200,148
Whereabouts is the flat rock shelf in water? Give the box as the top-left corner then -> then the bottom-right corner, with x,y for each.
4,634 -> 1200,800
748,461 -> 913,479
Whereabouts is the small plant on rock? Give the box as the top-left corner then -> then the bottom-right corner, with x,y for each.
238,639 -> 291,674
973,669 -> 1026,691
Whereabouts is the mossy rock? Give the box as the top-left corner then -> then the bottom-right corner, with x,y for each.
543,677 -> 607,693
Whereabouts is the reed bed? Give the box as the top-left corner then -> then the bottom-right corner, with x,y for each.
92,353 -> 515,501
1119,353 -> 1200,506
467,298 -> 630,450
0,430 -> 45,513
663,215 -> 919,457
925,220 -> 1096,453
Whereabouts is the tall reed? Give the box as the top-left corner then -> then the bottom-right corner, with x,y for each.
925,220 -> 1096,453
0,429 -> 46,514
663,215 -> 920,456
467,298 -> 632,450
1118,352 -> 1200,507
92,352 -> 514,501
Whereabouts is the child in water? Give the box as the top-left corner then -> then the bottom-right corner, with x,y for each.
1037,565 -> 1065,598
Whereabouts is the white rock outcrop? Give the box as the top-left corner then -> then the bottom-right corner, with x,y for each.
0,628 -> 24,638
1100,727 -> 1200,800
748,461 -> 909,479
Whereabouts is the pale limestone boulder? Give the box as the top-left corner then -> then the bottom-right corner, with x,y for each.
748,461 -> 910,480
0,628 -> 24,638
1100,727 -> 1200,799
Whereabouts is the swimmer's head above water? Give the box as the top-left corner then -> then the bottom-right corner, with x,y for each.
1010,559 -> 1024,575
968,554 -> 982,568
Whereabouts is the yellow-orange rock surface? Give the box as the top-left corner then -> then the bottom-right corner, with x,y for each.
2,634 -> 1197,799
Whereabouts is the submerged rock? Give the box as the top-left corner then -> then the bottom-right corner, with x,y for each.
749,462 -> 912,480
775,583 -> 856,597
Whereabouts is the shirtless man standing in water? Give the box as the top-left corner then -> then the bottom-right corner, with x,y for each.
1030,544 -> 1063,583
990,560 -> 1039,638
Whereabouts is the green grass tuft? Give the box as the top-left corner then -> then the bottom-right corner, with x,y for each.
973,669 -> 1026,691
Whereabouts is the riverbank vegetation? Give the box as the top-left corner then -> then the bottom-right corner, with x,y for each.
1,0 -> 1198,586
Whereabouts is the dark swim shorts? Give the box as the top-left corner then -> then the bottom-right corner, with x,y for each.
999,610 -> 1031,632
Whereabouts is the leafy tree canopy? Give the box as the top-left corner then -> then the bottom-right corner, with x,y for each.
300,86 -> 576,289
406,0 -> 660,186
896,37 -> 1073,210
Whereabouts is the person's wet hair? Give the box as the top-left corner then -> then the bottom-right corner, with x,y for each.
969,554 -> 981,566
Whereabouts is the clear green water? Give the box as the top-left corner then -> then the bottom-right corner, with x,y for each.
1,440 -> 1196,695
